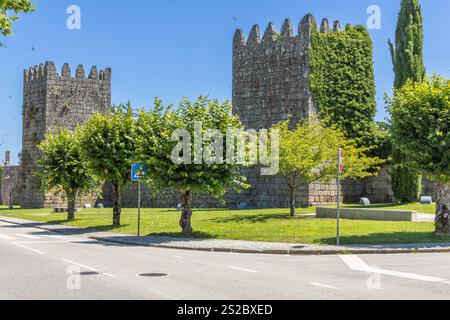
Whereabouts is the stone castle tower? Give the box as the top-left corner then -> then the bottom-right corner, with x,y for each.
233,15 -> 318,130
231,15 -> 393,208
21,61 -> 111,208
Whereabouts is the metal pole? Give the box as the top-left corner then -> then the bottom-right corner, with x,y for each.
337,148 -> 341,247
138,181 -> 141,237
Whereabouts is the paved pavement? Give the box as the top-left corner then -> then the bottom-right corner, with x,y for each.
0,216 -> 448,255
1,218 -> 450,300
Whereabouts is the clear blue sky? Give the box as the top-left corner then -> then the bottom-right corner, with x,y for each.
0,0 -> 449,163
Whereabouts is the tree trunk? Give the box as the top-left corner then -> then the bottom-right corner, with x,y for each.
180,190 -> 193,235
67,193 -> 76,221
112,183 -> 122,226
289,187 -> 296,217
435,183 -> 450,235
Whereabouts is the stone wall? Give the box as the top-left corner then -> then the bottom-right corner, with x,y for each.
20,61 -> 111,209
230,15 -> 381,208
101,183 -> 224,209
1,166 -> 21,206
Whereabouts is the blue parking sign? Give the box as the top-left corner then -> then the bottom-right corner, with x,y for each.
131,164 -> 147,182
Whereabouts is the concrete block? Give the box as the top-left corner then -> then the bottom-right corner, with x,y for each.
316,207 -> 417,222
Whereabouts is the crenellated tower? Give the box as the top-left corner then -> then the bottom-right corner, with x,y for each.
232,14 -> 324,131
21,61 -> 111,208
231,15 -> 354,208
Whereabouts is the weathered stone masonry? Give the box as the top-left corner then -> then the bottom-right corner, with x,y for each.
13,14 -> 404,209
20,62 -> 111,208
229,15 -> 394,208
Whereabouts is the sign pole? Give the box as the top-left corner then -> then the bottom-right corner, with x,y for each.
138,180 -> 141,237
337,147 -> 342,247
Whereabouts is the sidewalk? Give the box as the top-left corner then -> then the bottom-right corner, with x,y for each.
1,216 -> 449,255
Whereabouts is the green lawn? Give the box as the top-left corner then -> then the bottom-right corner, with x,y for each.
0,203 -> 445,245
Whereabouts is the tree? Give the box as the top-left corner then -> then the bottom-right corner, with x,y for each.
0,0 -> 34,46
79,104 -> 137,226
37,129 -> 97,221
137,97 -> 248,234
388,0 -> 425,202
274,118 -> 383,216
389,76 -> 450,235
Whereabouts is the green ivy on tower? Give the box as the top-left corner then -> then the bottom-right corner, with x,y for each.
309,24 -> 387,155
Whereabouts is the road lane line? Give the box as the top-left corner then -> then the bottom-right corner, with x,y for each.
43,234 -> 65,239
309,282 -> 340,290
151,289 -> 179,300
14,240 -> 73,245
61,259 -> 114,278
61,259 -> 99,272
15,234 -> 41,240
0,234 -> 15,240
102,273 -> 116,278
340,255 -> 446,283
340,255 -> 372,272
229,266 -> 259,273
13,243 -> 45,255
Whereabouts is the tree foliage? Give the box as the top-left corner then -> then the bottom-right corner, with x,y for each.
274,118 -> 383,216
388,0 -> 426,89
137,96 -> 248,234
389,76 -> 450,234
309,25 -> 378,150
388,0 -> 425,202
0,0 -> 34,44
79,104 -> 137,226
37,129 -> 97,220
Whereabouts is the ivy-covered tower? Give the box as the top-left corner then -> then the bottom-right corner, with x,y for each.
232,15 -> 387,208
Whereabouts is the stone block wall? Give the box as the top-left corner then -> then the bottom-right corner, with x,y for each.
1,166 -> 21,206
20,61 -> 111,209
101,183 -> 224,209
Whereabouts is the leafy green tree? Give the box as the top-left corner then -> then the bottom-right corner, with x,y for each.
0,0 -> 34,45
79,104 -> 137,226
389,76 -> 450,235
388,0 -> 425,202
274,118 -> 383,216
37,129 -> 97,221
137,97 -> 248,234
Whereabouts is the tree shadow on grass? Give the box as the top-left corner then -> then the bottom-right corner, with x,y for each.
211,214 -> 304,224
84,224 -> 131,232
317,232 -> 450,246
147,231 -> 217,240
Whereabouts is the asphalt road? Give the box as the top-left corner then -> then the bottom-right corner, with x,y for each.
1,220 -> 450,300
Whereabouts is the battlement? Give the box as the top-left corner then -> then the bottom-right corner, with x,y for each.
233,14 -> 345,50
21,60 -> 112,209
24,61 -> 111,83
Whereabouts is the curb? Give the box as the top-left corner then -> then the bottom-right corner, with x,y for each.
2,217 -> 450,256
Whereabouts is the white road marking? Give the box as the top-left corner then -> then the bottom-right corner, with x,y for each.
61,259 -> 99,272
0,234 -> 15,240
15,233 -> 41,240
13,243 -> 45,255
172,255 -> 183,259
229,266 -> 259,273
43,234 -> 64,239
14,240 -> 73,245
61,259 -> 114,278
151,289 -> 179,300
309,282 -> 340,290
102,273 -> 116,278
340,255 -> 446,283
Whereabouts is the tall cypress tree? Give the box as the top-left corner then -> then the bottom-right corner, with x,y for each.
388,0 -> 425,202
